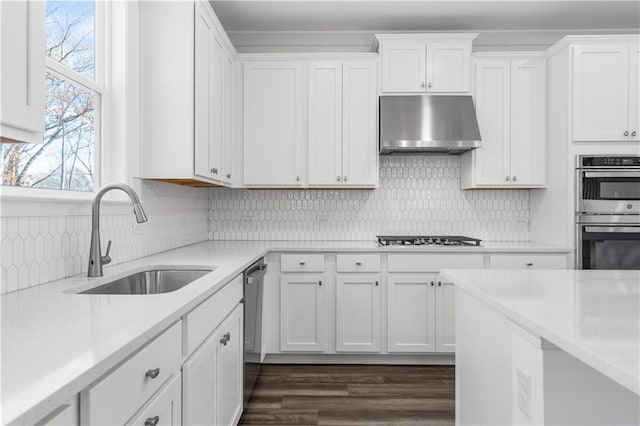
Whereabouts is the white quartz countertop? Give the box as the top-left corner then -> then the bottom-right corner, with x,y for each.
440,269 -> 640,395
1,239 -> 568,425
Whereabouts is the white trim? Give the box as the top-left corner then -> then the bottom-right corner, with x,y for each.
45,59 -> 104,94
544,34 -> 640,58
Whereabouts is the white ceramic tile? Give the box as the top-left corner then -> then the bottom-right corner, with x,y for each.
210,156 -> 530,242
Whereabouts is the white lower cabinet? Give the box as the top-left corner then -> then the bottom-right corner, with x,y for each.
128,374 -> 182,426
387,274 -> 436,353
280,274 -> 326,351
435,277 -> 457,353
183,304 -> 243,426
335,274 -> 381,352
490,254 -> 568,269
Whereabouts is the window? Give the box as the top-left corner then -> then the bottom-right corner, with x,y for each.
1,0 -> 103,192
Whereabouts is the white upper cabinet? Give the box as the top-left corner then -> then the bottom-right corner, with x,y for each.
307,60 -> 378,187
243,62 -> 304,186
0,0 -> 45,144
377,34 -> 477,94
572,43 -> 639,142
140,1 -> 234,187
461,53 -> 546,189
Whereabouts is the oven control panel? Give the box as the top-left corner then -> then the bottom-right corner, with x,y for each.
581,156 -> 640,167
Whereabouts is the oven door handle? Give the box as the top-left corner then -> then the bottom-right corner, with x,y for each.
584,226 -> 640,233
582,171 -> 640,178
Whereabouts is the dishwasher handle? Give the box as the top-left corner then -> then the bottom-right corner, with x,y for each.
245,263 -> 267,285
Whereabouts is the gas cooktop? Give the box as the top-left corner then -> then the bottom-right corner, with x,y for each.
377,235 -> 482,247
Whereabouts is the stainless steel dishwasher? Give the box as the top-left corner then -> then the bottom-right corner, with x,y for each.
243,258 -> 267,408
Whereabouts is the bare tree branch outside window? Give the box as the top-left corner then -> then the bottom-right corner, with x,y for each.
1,1 -> 97,192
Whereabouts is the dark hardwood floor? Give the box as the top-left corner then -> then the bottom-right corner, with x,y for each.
239,364 -> 455,425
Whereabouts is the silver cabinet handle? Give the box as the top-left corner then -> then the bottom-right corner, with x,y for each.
526,262 -> 534,267
337,176 -> 341,182
356,262 -> 362,266
296,176 -> 300,182
211,168 -> 218,174
512,176 -> 517,182
430,281 -> 435,286
319,280 -> 322,286
299,261 -> 306,265
145,416 -> 159,426
632,131 -> 637,137
421,82 -> 425,88
375,281 -> 379,286
145,368 -> 160,379
343,176 -> 348,182
226,173 -> 231,179
220,332 -> 230,346
624,131 -> 629,136
505,176 -> 510,181
437,281 -> 442,287
428,82 -> 432,88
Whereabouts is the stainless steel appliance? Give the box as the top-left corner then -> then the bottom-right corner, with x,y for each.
379,95 -> 482,154
576,155 -> 640,269
243,258 -> 267,407
377,235 -> 482,247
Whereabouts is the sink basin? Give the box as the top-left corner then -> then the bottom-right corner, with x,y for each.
80,269 -> 213,295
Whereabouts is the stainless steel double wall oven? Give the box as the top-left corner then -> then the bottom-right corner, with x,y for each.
576,155 -> 640,269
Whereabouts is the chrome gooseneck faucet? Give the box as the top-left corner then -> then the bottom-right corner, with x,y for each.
88,183 -> 148,277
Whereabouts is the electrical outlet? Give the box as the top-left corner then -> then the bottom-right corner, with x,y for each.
517,368 -> 532,419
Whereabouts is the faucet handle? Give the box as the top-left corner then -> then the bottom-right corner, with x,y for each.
102,240 -> 112,265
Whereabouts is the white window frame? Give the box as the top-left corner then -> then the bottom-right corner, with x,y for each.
1,0 -> 109,202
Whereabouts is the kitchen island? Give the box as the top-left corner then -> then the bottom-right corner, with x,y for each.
441,269 -> 640,425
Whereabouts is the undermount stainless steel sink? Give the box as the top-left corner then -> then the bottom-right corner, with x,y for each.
80,269 -> 213,295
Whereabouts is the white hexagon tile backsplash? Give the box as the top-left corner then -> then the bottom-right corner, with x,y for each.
0,180 -> 209,294
209,156 -> 530,242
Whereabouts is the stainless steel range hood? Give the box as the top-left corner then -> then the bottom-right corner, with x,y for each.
379,95 -> 481,154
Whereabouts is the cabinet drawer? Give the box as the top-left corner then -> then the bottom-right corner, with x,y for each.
336,254 -> 381,272
490,254 -> 567,269
184,275 -> 243,356
127,373 -> 181,426
281,254 -> 325,272
388,254 -> 484,272
81,322 -> 182,426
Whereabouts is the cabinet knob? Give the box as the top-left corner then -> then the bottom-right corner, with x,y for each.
343,176 -> 348,182
512,176 -> 517,182
319,280 -> 322,286
356,262 -> 362,266
437,281 -> 442,287
226,173 -> 231,179
632,131 -> 637,137
220,332 -> 230,345
337,176 -> 341,182
421,82 -> 425,88
145,368 -> 160,379
145,416 -> 160,426
375,281 -> 379,286
505,176 -> 510,181
624,131 -> 629,136
526,262 -> 534,267
428,82 -> 432,88
211,168 -> 218,174
296,176 -> 300,182
299,261 -> 306,265
430,281 -> 435,286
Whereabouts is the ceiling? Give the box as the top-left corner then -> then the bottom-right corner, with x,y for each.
211,1 -> 640,32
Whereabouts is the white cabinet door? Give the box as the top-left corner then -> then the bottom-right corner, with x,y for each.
628,43 -> 640,142
280,274 -> 326,351
308,62 -> 343,186
342,61 -> 378,186
510,58 -> 546,186
387,274 -> 436,353
209,33 -> 224,181
194,2 -> 214,179
217,305 -> 243,426
244,62 -> 303,186
435,278 -> 456,353
182,331 -> 217,425
381,42 -> 426,92
336,274 -> 381,352
473,59 -> 511,185
426,41 -> 471,92
128,374 -> 182,426
572,44 -> 630,141
222,50 -> 234,184
0,0 -> 45,144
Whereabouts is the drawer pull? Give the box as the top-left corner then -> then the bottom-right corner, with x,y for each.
526,262 -> 534,267
437,281 -> 442,287
145,416 -> 160,426
430,281 -> 435,286
356,262 -> 362,266
375,281 -> 379,286
145,368 -> 160,379
299,261 -> 306,265
319,280 -> 322,286
220,332 -> 231,345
